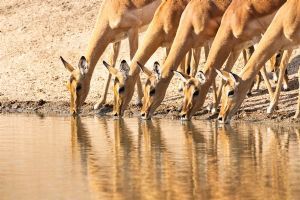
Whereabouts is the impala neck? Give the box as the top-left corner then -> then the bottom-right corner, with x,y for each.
161,36 -> 192,79
84,15 -> 111,83
241,41 -> 279,83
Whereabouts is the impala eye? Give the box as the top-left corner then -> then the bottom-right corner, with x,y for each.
228,90 -> 234,97
118,86 -> 125,93
193,90 -> 199,96
76,85 -> 82,91
150,89 -> 156,96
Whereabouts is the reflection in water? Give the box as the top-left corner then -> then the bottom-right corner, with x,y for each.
0,115 -> 300,199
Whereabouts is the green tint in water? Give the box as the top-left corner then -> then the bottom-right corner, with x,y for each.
0,115 -> 300,200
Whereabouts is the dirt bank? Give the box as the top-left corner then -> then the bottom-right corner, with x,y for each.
1,0 -> 300,123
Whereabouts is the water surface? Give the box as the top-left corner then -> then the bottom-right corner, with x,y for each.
0,115 -> 300,200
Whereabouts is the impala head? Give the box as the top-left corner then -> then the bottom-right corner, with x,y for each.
174,70 -> 207,120
103,60 -> 130,117
138,61 -> 165,120
216,69 -> 243,124
60,56 -> 90,115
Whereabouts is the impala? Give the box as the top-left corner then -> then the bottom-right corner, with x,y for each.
60,0 -> 161,114
217,0 -> 300,123
139,0 -> 232,119
177,47 -> 288,120
177,0 -> 288,120
103,0 -> 209,117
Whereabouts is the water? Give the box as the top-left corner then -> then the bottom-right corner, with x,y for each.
0,115 -> 300,200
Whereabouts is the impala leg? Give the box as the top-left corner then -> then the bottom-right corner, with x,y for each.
269,53 -> 278,84
242,49 -> 247,65
204,44 -> 210,61
94,41 -> 121,110
178,53 -> 187,92
267,50 -> 292,114
278,50 -> 291,91
254,73 -> 262,90
243,46 -> 258,94
190,47 -> 201,77
211,80 -> 218,114
248,73 -> 262,94
282,69 -> 289,91
260,65 -> 274,98
164,46 -> 171,64
128,28 -> 143,106
294,68 -> 300,119
185,49 -> 192,75
178,52 -> 187,73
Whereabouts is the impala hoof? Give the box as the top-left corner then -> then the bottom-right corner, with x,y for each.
282,84 -> 289,91
293,112 -> 300,119
94,99 -> 105,110
211,107 -> 217,115
206,104 -> 217,114
206,104 -> 213,112
267,103 -> 278,114
178,82 -> 184,92
267,105 -> 274,114
254,85 -> 260,91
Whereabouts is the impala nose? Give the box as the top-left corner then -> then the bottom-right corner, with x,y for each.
141,112 -> 151,120
180,113 -> 189,121
218,116 -> 223,122
72,109 -> 79,116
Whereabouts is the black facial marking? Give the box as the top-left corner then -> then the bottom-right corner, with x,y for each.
230,73 -> 239,82
76,84 -> 82,91
149,89 -> 156,96
187,65 -> 191,75
228,90 -> 234,97
193,90 -> 199,96
146,79 -> 151,86
118,86 -> 125,93
69,76 -> 75,83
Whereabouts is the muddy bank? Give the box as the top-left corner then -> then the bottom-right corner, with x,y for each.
1,94 -> 299,124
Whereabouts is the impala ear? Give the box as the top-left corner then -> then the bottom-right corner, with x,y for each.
137,61 -> 152,77
153,61 -> 161,80
216,69 -> 229,81
173,71 -> 190,83
103,60 -> 118,76
119,60 -> 130,78
196,71 -> 206,84
78,56 -> 89,76
216,69 -> 240,85
229,72 -> 240,85
60,56 -> 75,72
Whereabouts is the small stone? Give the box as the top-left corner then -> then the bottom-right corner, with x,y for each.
12,104 -> 20,109
37,99 -> 45,106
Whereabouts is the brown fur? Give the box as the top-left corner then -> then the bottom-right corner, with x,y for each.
218,0 -> 300,123
106,0 -> 192,117
137,0 -> 232,119
60,0 -> 161,114
177,0 -> 287,120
